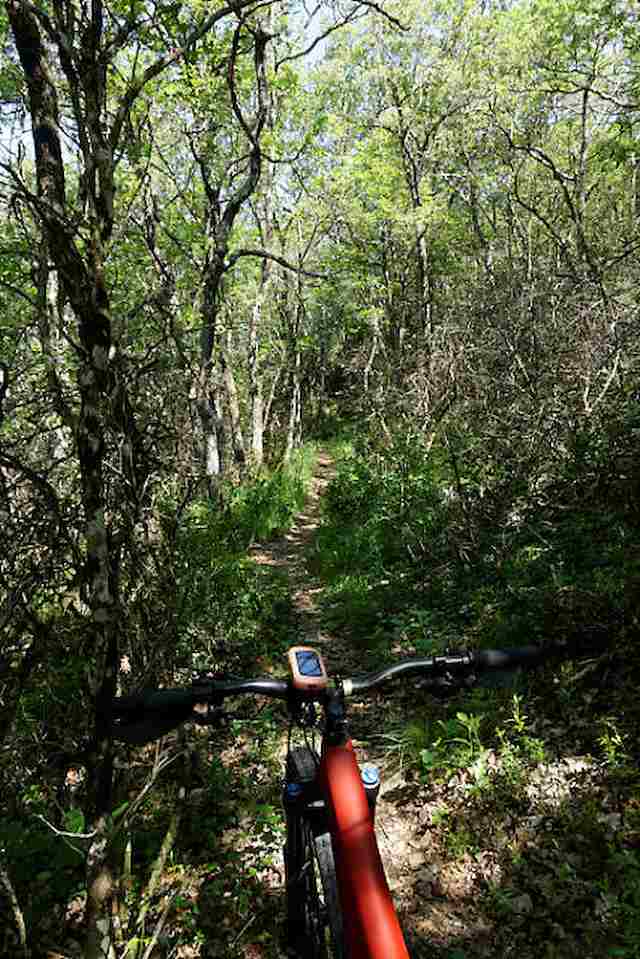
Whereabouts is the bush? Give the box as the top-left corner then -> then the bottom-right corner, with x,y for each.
313,417 -> 640,661
318,433 -> 444,576
171,449 -> 315,670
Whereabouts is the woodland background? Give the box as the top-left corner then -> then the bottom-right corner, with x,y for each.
1,0 -> 639,957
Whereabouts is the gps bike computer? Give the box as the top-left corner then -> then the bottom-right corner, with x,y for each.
288,646 -> 329,692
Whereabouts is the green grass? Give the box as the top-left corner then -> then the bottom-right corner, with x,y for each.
171,445 -> 317,671
309,429 -> 640,956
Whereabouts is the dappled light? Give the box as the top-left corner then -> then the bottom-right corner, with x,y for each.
1,0 -> 639,955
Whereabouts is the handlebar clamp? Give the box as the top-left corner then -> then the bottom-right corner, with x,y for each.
190,674 -> 227,727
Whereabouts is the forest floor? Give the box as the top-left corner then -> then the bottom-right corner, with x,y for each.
203,450 -> 638,959
11,452 -> 636,959
244,451 -> 456,948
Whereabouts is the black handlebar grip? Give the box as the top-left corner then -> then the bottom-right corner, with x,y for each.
473,646 -> 547,670
111,689 -> 197,745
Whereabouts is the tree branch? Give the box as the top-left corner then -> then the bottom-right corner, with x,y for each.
110,0 -> 267,154
355,0 -> 408,31
226,247 -> 327,278
276,0 -> 407,66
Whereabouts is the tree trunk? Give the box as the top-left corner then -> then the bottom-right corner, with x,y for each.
197,248 -> 228,489
284,348 -> 302,463
248,277 -> 267,467
415,230 -> 434,415
192,22 -> 271,479
248,9 -> 275,469
220,333 -> 246,470
5,8 -> 134,953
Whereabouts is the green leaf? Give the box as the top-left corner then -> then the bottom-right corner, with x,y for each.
112,801 -> 130,822
63,808 -> 86,834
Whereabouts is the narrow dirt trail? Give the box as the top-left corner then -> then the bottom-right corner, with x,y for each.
247,451 -> 344,670
244,452 -> 481,955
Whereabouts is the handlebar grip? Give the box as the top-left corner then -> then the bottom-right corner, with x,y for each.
472,646 -> 548,670
110,679 -> 289,745
111,689 -> 197,745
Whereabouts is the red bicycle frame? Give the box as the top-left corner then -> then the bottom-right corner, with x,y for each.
320,739 -> 410,959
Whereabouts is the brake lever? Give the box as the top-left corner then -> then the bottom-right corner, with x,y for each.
192,702 -> 228,727
415,671 -> 477,698
190,672 -> 227,727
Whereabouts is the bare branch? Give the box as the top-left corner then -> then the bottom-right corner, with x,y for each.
226,247 -> 327,279
277,0 -> 407,66
587,350 -> 621,417
276,10 -> 363,67
35,814 -> 97,841
355,0 -> 408,31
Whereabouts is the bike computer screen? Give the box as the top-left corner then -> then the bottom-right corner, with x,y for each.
288,646 -> 328,691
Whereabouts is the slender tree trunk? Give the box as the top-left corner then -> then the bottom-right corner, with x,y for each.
415,230 -> 434,414
6,7 -> 124,955
220,332 -> 246,470
381,227 -> 404,378
192,22 -> 271,480
283,223 -> 308,462
263,359 -> 284,435
284,347 -> 302,463
248,282 -> 266,467
197,248 -> 228,490
248,8 -> 275,469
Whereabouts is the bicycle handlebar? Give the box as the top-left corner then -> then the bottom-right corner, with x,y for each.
111,645 -> 555,745
343,644 -> 554,694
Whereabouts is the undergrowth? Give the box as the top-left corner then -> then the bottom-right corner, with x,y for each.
172,446 -> 316,671
311,426 -> 640,957
0,447 -> 317,958
4,430 -> 640,958
313,430 -> 640,661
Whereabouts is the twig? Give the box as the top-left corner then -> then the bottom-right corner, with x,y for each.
0,854 -> 30,959
356,0 -> 408,30
232,913 -> 256,946
114,749 -> 185,836
141,890 -> 179,959
133,739 -> 191,958
34,815 -> 92,862
35,814 -> 96,841
590,350 -> 621,416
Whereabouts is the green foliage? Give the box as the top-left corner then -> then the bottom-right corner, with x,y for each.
2,0 -> 640,951
171,450 -> 315,669
0,815 -> 85,932
598,718 -> 631,769
603,847 -> 640,956
223,451 -> 314,549
418,711 -> 488,780
313,434 -> 447,647
316,411 -> 640,666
